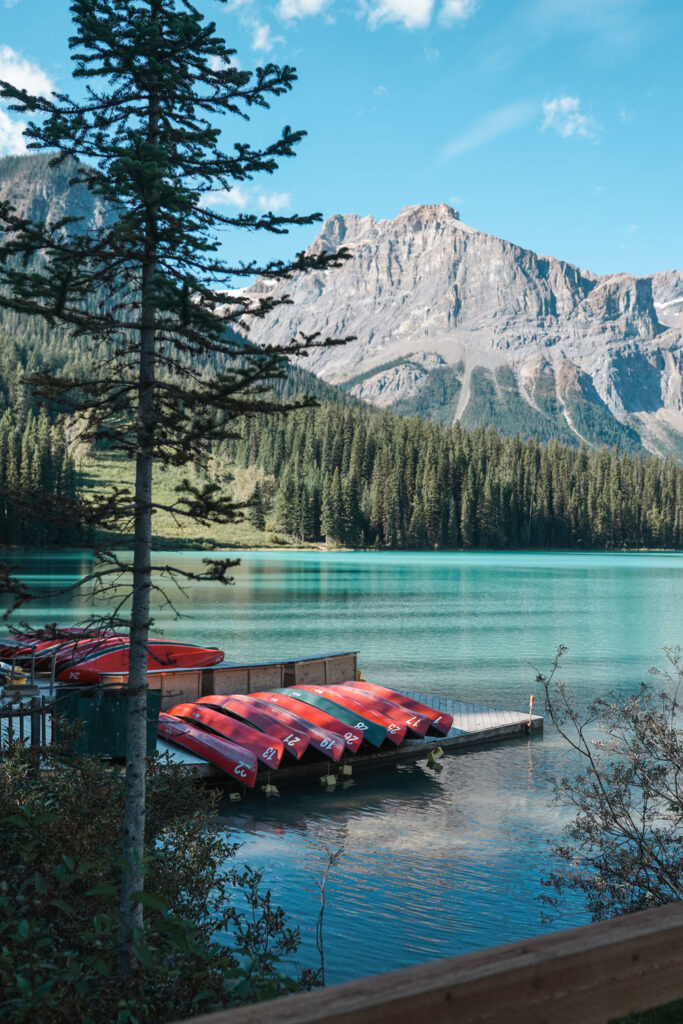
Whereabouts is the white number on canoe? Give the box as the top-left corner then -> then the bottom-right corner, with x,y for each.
344,731 -> 360,742
387,724 -> 400,733
355,721 -> 368,730
406,716 -> 421,726
284,734 -> 300,747
263,747 -> 278,761
234,762 -> 249,778
320,737 -> 335,749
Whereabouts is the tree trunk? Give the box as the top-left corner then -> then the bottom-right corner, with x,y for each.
118,2 -> 160,977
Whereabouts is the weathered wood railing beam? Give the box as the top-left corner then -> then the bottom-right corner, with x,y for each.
173,901 -> 683,1024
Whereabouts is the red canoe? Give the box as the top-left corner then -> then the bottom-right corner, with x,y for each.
232,695 -> 345,762
197,694 -> 310,760
295,685 -> 407,746
250,691 -> 364,753
0,628 -> 107,662
56,642 -> 225,683
332,683 -> 431,736
157,712 -> 258,787
168,703 -> 284,769
344,681 -> 453,736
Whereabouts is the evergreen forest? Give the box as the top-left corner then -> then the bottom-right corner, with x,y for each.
1,307 -> 683,551
224,404 -> 683,550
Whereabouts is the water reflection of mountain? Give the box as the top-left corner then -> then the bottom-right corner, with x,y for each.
216,740 -> 589,982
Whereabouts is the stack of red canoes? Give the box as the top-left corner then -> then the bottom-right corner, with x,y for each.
159,681 -> 453,788
0,629 -> 224,681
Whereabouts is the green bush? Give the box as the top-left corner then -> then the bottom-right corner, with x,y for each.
0,741 -> 311,1023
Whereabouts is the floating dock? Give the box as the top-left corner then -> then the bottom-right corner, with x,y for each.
3,646 -> 543,790
158,691 -> 543,788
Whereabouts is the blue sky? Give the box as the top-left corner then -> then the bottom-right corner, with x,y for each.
1,0 -> 682,276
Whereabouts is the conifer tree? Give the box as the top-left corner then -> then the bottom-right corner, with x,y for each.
0,0 -> 349,977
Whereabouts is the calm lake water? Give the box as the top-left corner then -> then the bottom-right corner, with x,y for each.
3,549 -> 682,981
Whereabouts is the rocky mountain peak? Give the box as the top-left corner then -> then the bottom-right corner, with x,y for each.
245,203 -> 683,459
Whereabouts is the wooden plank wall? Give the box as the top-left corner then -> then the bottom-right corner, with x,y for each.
170,902 -> 683,1024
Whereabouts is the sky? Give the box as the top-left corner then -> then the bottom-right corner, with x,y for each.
1,0 -> 682,277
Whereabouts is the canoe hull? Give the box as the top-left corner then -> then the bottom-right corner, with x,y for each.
295,685 -> 407,746
250,691 -> 364,753
268,688 -> 387,749
157,713 -> 258,787
56,643 -> 224,683
345,681 -> 453,735
236,696 -> 345,762
197,695 -> 310,760
333,684 -> 430,736
168,703 -> 284,769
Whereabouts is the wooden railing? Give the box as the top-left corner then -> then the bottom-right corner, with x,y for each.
173,902 -> 683,1024
0,695 -> 52,752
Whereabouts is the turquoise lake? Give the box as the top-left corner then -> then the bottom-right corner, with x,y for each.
4,549 -> 682,982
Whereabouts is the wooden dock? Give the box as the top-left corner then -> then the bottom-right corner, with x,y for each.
5,647 -> 542,789
158,692 -> 543,788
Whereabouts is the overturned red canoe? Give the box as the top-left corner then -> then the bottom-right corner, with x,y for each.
271,687 -> 388,749
168,703 -> 284,769
251,691 -> 364,753
295,685 -> 407,746
0,628 -> 103,662
49,635 -> 127,671
197,694 -> 310,760
157,712 -> 258,787
344,681 -> 453,736
56,642 -> 224,683
332,684 -> 430,737
231,695 -> 345,762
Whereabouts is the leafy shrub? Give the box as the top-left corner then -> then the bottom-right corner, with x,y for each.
0,741 -> 311,1023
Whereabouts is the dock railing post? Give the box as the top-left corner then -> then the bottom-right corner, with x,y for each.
30,696 -> 41,747
50,650 -> 57,697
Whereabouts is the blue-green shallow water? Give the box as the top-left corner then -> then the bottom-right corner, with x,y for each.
3,550 -> 682,981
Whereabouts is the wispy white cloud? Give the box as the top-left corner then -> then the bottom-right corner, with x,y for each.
202,186 -> 292,214
0,107 -> 26,155
367,0 -> 435,30
373,84 -> 388,96
250,21 -> 284,51
0,47 -> 54,156
257,191 -> 291,212
0,45 -> 53,96
439,101 -> 537,162
202,186 -> 251,209
541,95 -> 599,140
439,0 -> 478,25
4,0 -> 23,9
277,0 -> 330,18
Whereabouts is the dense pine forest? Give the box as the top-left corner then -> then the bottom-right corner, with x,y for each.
1,306 -> 683,551
222,404 -> 683,550
0,407 -> 78,546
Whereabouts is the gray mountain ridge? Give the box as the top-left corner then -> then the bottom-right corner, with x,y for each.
3,153 -> 683,458
244,203 -> 683,458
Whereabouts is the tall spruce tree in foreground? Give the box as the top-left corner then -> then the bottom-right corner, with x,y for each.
0,0 -> 349,978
